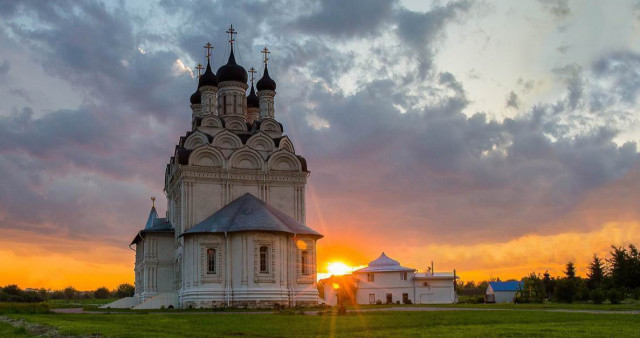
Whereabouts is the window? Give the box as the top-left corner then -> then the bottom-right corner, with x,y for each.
369,294 -> 375,304
367,273 -> 374,282
401,272 -> 408,280
259,246 -> 269,273
207,249 -> 216,274
402,293 -> 409,304
301,251 -> 309,275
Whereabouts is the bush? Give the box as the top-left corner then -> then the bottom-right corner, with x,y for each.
403,299 -> 412,305
608,289 -> 624,304
115,284 -> 135,298
375,299 -> 382,305
63,286 -> 77,300
93,287 -> 111,299
590,289 -> 605,304
554,279 -> 576,303
0,302 -> 50,314
632,288 -> 640,301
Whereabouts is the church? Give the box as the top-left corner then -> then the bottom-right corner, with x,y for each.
106,26 -> 323,309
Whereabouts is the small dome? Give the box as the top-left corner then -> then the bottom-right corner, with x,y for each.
256,65 -> 276,91
190,88 -> 201,104
369,252 -> 400,267
198,60 -> 218,88
247,84 -> 259,108
217,49 -> 248,83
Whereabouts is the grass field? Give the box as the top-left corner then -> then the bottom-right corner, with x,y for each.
4,309 -> 640,337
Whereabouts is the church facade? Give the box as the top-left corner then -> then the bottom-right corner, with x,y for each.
112,27 -> 322,309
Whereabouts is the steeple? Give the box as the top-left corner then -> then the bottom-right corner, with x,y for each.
216,24 -> 248,120
247,67 -> 259,123
144,197 -> 158,230
198,42 -> 219,117
256,46 -> 276,118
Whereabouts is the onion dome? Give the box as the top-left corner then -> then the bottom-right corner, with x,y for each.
198,60 -> 218,88
216,49 -> 248,83
247,84 -> 259,108
190,88 -> 201,104
256,65 -> 276,91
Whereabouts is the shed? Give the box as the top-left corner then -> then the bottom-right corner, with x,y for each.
485,281 -> 523,303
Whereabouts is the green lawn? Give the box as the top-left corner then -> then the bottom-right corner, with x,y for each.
8,310 -> 640,337
46,298 -> 118,309
0,321 -> 30,338
347,300 -> 640,312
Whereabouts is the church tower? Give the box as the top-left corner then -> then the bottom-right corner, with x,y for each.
129,25 -> 322,309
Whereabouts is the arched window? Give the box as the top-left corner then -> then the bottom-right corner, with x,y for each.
207,249 -> 216,274
259,246 -> 269,273
301,251 -> 309,275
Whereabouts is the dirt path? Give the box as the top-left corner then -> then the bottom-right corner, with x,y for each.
0,315 -> 74,337
352,306 -> 640,315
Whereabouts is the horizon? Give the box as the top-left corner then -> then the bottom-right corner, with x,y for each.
1,0 -> 640,291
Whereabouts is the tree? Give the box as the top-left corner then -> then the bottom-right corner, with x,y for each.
63,286 -> 77,300
587,254 -> 605,290
608,246 -> 630,289
564,261 -> 577,280
94,287 -> 111,299
519,273 -> 545,303
542,271 -> 554,299
554,278 -> 576,303
115,284 -> 135,298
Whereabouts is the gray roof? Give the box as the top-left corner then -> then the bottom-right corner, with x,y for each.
182,193 -> 322,238
353,252 -> 415,273
131,206 -> 174,245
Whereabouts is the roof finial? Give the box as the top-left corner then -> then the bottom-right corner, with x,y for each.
261,46 -> 270,66
195,63 -> 204,78
249,67 -> 256,84
203,42 -> 213,61
226,24 -> 237,49
151,196 -> 156,208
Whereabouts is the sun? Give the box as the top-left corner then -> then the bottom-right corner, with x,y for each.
326,262 -> 352,276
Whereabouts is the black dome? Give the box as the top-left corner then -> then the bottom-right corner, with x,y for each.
247,84 -> 259,108
190,88 -> 201,104
198,60 -> 218,88
256,65 -> 276,91
216,49 -> 248,83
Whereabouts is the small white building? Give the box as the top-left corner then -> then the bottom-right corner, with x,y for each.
485,281 -> 523,303
323,253 -> 458,305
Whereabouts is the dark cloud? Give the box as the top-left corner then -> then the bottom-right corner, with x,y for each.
505,91 -> 520,109
538,0 -> 571,18
0,59 -> 8,75
592,51 -> 640,105
395,1 -> 471,75
291,0 -> 396,38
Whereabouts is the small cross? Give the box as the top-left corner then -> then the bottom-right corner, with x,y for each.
226,24 -> 237,46
195,63 -> 204,77
203,42 -> 213,61
261,46 -> 270,65
151,196 -> 156,208
248,67 -> 256,84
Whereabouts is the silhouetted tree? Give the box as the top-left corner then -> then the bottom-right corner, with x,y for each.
564,261 -> 577,279
114,284 -> 135,298
94,287 -> 110,299
587,254 -> 605,290
63,286 -> 77,300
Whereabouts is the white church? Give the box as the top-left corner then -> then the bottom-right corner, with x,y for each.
106,26 -> 322,309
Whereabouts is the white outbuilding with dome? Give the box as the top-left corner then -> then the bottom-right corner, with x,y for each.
324,252 -> 458,305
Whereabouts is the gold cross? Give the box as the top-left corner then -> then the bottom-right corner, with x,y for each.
226,24 -> 237,46
261,46 -> 270,65
248,67 -> 256,84
203,42 -> 213,61
195,63 -> 204,77
151,196 -> 156,208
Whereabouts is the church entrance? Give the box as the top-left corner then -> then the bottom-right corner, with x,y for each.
386,293 -> 392,304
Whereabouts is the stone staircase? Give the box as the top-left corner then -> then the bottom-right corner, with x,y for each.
133,292 -> 179,309
100,296 -> 140,309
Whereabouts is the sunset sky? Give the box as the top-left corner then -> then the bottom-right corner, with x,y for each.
1,0 -> 640,290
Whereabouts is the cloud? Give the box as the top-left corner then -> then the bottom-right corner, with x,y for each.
505,91 -> 520,109
538,0 -> 571,18
291,0 -> 396,38
0,59 -> 8,76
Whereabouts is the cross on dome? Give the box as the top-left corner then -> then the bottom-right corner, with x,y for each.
151,196 -> 156,208
203,42 -> 213,61
195,63 -> 204,78
249,67 -> 256,84
226,24 -> 237,47
261,46 -> 270,66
